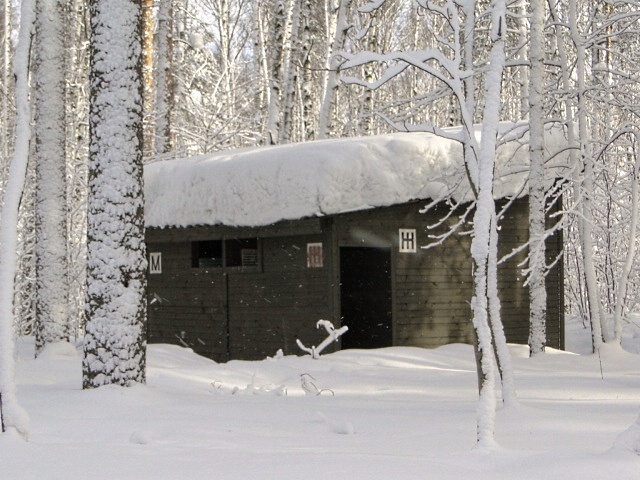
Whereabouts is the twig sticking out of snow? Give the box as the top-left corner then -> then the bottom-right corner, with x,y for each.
296,320 -> 348,359
300,374 -> 334,396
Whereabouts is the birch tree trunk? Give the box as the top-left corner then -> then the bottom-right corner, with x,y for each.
253,0 -> 271,115
470,0 -> 507,446
300,0 -> 315,141
1,0 -> 11,182
0,0 -> 34,438
64,0 -> 90,338
33,0 -> 69,356
318,0 -> 352,139
155,0 -> 175,154
527,0 -> 547,355
142,0 -> 154,157
360,12 -> 378,136
266,0 -> 287,144
612,148 -> 639,343
280,0 -> 300,143
488,211 -> 516,405
569,0 -> 606,351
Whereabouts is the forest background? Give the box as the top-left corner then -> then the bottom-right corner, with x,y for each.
1,0 -> 640,440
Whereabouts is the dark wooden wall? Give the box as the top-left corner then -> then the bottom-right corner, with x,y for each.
226,234 -> 333,360
333,201 -> 475,348
147,241 -> 228,360
146,197 -> 565,361
332,198 -> 564,350
147,225 -> 333,362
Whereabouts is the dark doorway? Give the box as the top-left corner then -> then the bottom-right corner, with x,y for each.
339,247 -> 392,349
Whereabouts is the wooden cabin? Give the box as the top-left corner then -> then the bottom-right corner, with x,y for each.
144,129 -> 566,361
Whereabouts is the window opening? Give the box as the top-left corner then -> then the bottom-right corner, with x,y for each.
192,240 -> 223,268
225,238 -> 258,267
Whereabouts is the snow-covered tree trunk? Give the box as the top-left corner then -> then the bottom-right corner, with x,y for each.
219,0 -> 237,148
341,0 -> 512,444
612,148 -> 639,343
569,0 -> 606,352
0,0 -> 34,437
527,0 -> 547,355
33,0 -> 69,357
83,0 -> 147,389
470,0 -> 507,448
142,0 -> 154,158
1,0 -> 11,181
265,0 -> 287,145
460,0 -> 479,197
516,0 -> 529,118
280,0 -> 300,143
13,165 -> 37,338
253,0 -> 271,115
318,0 -> 352,139
548,0 -> 582,323
488,210 -> 516,405
360,12 -> 378,136
64,0 -> 90,338
300,0 -> 315,141
155,0 -> 175,155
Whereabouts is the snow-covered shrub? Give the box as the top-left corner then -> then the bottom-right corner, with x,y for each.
296,320 -> 348,359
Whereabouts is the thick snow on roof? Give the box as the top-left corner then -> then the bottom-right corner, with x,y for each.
144,125 -> 568,229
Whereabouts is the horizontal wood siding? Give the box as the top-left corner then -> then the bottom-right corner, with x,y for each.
147,241 -> 229,361
227,235 -> 332,360
495,197 -> 565,349
497,200 -> 531,344
334,198 -> 563,350
146,196 -> 564,360
545,197 -> 564,349
334,202 -> 474,348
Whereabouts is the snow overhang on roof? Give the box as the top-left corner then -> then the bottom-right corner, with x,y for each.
144,123 -> 570,229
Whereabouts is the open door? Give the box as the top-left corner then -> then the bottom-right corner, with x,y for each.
339,247 -> 392,349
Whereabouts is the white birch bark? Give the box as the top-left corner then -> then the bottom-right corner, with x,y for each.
0,0 -> 34,438
1,0 -> 11,181
569,0 -> 606,351
155,0 -> 175,154
33,0 -> 69,357
488,211 -> 516,405
470,0 -> 507,447
527,0 -> 547,355
517,0 -> 529,118
342,1 -> 514,438
265,0 -> 287,144
280,0 -> 300,143
612,151 -> 639,344
548,0 -> 583,323
318,0 -> 352,139
300,0 -> 315,141
253,0 -> 271,113
142,0 -> 155,158
64,0 -> 90,339
360,14 -> 378,136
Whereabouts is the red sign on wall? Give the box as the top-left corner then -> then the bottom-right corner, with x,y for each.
307,242 -> 323,268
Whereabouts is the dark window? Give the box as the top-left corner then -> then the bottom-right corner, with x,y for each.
225,238 -> 258,267
192,240 -> 222,268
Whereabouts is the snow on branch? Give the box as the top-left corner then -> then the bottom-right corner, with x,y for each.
296,320 -> 348,359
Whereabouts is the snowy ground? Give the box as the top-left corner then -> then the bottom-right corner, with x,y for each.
2,317 -> 639,480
